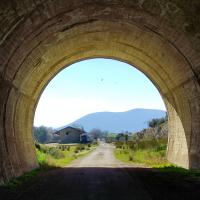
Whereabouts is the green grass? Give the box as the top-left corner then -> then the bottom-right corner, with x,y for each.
151,165 -> 200,182
2,143 -> 97,188
114,139 -> 171,167
36,143 -> 97,167
2,167 -> 52,189
155,165 -> 200,176
36,145 -> 76,167
115,148 -> 170,167
114,140 -> 200,180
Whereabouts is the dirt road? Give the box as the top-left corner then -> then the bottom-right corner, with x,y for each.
68,142 -> 128,167
1,142 -> 200,200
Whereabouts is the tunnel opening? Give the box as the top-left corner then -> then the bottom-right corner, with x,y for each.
33,58 -> 168,168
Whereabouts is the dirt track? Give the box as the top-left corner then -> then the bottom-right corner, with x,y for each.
68,142 -> 129,168
1,142 -> 200,200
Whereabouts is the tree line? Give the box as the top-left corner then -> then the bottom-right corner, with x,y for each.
33,116 -> 168,144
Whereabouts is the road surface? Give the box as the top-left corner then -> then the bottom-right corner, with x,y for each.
1,142 -> 200,200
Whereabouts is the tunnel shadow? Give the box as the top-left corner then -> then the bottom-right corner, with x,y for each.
1,166 -> 200,200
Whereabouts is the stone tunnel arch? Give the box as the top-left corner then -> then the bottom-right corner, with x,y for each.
0,0 -> 200,183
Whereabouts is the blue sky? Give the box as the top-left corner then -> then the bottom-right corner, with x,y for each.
34,58 -> 166,128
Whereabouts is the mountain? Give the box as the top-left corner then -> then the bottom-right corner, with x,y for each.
63,108 -> 166,133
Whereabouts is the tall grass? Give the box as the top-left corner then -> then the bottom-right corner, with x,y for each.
114,139 -> 171,167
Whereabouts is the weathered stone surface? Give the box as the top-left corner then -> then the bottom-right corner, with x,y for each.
0,0 -> 200,183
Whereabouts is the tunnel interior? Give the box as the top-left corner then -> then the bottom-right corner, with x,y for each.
0,0 -> 200,184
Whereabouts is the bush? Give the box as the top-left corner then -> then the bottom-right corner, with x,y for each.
58,145 -> 70,151
136,139 -> 159,150
88,143 -> 91,148
48,147 -> 65,159
115,141 -> 124,149
155,144 -> 167,151
129,154 -> 133,161
75,144 -> 86,152
35,142 -> 41,150
74,150 -> 79,153
127,141 -> 136,150
148,117 -> 167,128
92,141 -> 98,145
37,145 -> 65,159
114,137 -> 169,167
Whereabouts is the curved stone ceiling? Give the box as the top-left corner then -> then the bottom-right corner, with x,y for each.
0,0 -> 200,183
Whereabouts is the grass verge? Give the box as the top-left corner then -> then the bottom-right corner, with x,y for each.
114,140 -> 200,180
2,166 -> 53,189
2,143 -> 97,188
36,143 -> 97,167
114,140 -> 170,167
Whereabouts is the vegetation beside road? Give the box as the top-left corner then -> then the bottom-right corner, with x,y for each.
3,167 -> 48,189
114,117 -> 170,167
36,143 -> 97,167
3,143 -> 97,188
113,119 -> 200,182
114,139 -> 170,167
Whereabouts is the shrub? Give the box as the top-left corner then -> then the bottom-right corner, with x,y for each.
67,146 -> 70,151
37,145 -> 65,159
114,137 -> 169,167
88,143 -> 91,148
129,154 -> 133,161
75,144 -> 86,152
59,145 -> 70,151
48,147 -> 65,159
35,142 -> 41,150
155,144 -> 167,151
115,141 -> 124,149
148,117 -> 167,128
127,141 -> 136,150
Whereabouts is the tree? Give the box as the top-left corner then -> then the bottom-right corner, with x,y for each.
33,126 -> 54,143
125,134 -> 129,143
105,132 -> 116,143
89,128 -> 104,140
148,116 -> 167,128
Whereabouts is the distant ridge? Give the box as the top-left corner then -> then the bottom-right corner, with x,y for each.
59,108 -> 166,133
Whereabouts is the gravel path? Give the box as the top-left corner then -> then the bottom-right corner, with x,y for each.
68,142 -> 127,168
